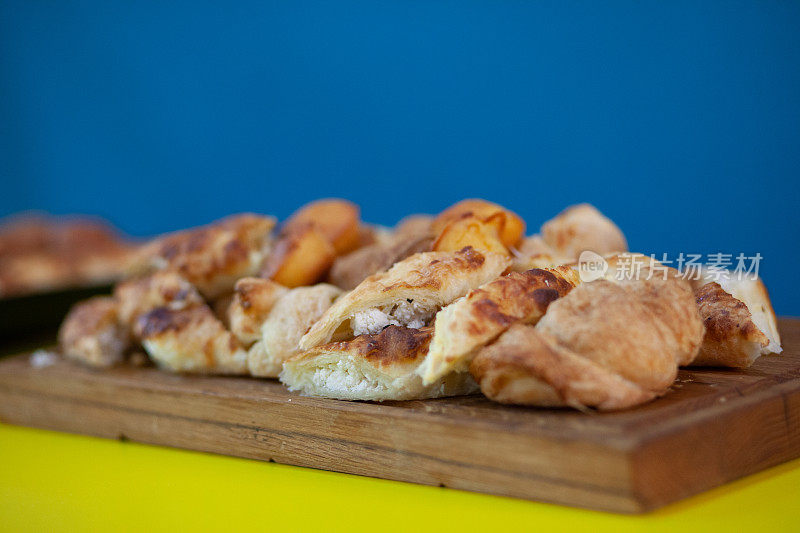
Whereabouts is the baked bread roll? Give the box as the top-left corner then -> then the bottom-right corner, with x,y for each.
58,296 -> 129,368
130,214 -> 275,299
249,283 -> 342,377
418,266 -> 580,384
690,273 -> 781,368
470,276 -> 704,410
299,247 -> 510,350
281,326 -> 478,401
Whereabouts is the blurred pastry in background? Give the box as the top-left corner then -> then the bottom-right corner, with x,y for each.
0,212 -> 139,298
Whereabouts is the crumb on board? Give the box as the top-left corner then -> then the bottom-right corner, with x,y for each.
29,350 -> 59,368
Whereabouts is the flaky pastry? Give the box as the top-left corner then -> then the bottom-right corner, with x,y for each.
282,326 -> 478,401
299,247 -> 511,350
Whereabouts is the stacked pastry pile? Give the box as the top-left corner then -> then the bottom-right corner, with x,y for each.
58,199 -> 782,410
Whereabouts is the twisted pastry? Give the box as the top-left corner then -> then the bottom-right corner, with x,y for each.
418,266 -> 580,384
470,276 -> 704,411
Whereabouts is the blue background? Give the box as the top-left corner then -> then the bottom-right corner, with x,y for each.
1,1 -> 798,314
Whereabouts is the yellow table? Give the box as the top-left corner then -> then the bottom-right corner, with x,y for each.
1,423 -> 798,532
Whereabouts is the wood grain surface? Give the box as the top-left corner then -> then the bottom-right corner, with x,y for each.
1,318 -> 799,513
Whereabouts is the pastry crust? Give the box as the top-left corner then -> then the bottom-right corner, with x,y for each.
470,276 -> 704,410
135,304 -> 248,374
541,204 -> 627,259
300,247 -> 511,350
282,326 -> 478,401
418,266 -> 581,384
691,275 -> 781,368
116,271 -> 247,374
470,325 -> 655,410
114,271 -> 205,328
130,214 -> 275,299
58,296 -> 129,368
249,283 -> 342,377
228,277 -> 288,345
512,204 -> 627,271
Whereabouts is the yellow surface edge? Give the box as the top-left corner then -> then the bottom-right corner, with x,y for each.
1,423 -> 798,532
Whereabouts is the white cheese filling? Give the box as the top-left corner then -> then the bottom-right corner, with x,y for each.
351,300 -> 435,336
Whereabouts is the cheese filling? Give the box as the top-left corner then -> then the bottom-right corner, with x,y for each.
351,300 -> 435,336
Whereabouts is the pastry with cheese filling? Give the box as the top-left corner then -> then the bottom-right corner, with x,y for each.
282,325 -> 478,401
299,247 -> 511,350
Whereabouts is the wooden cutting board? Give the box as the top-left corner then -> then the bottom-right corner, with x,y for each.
1,318 -> 799,514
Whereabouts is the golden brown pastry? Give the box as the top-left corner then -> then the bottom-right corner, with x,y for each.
114,271 -> 206,328
130,213 -> 275,299
279,199 -> 362,256
58,296 -> 130,368
418,266 -> 581,384
134,304 -> 248,374
419,252 -> 667,384
432,213 -> 511,256
0,214 -> 137,297
116,271 -> 248,374
299,247 -> 511,350
431,199 -> 525,247
281,326 -> 478,401
470,276 -> 704,410
690,273 -> 781,368
249,283 -> 342,377
260,225 -> 337,288
227,277 -> 288,345
511,204 -> 627,271
540,203 -> 627,259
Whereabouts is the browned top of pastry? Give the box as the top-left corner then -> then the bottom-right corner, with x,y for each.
695,282 -> 765,344
382,246 -> 488,291
130,213 -> 274,298
306,325 -> 433,369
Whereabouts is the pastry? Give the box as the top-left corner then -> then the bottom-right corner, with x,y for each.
58,296 -> 129,368
281,325 -> 478,401
249,283 -> 342,377
470,276 -> 704,410
690,272 -> 781,367
129,213 -> 275,299
418,266 -> 580,384
299,247 -> 511,350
